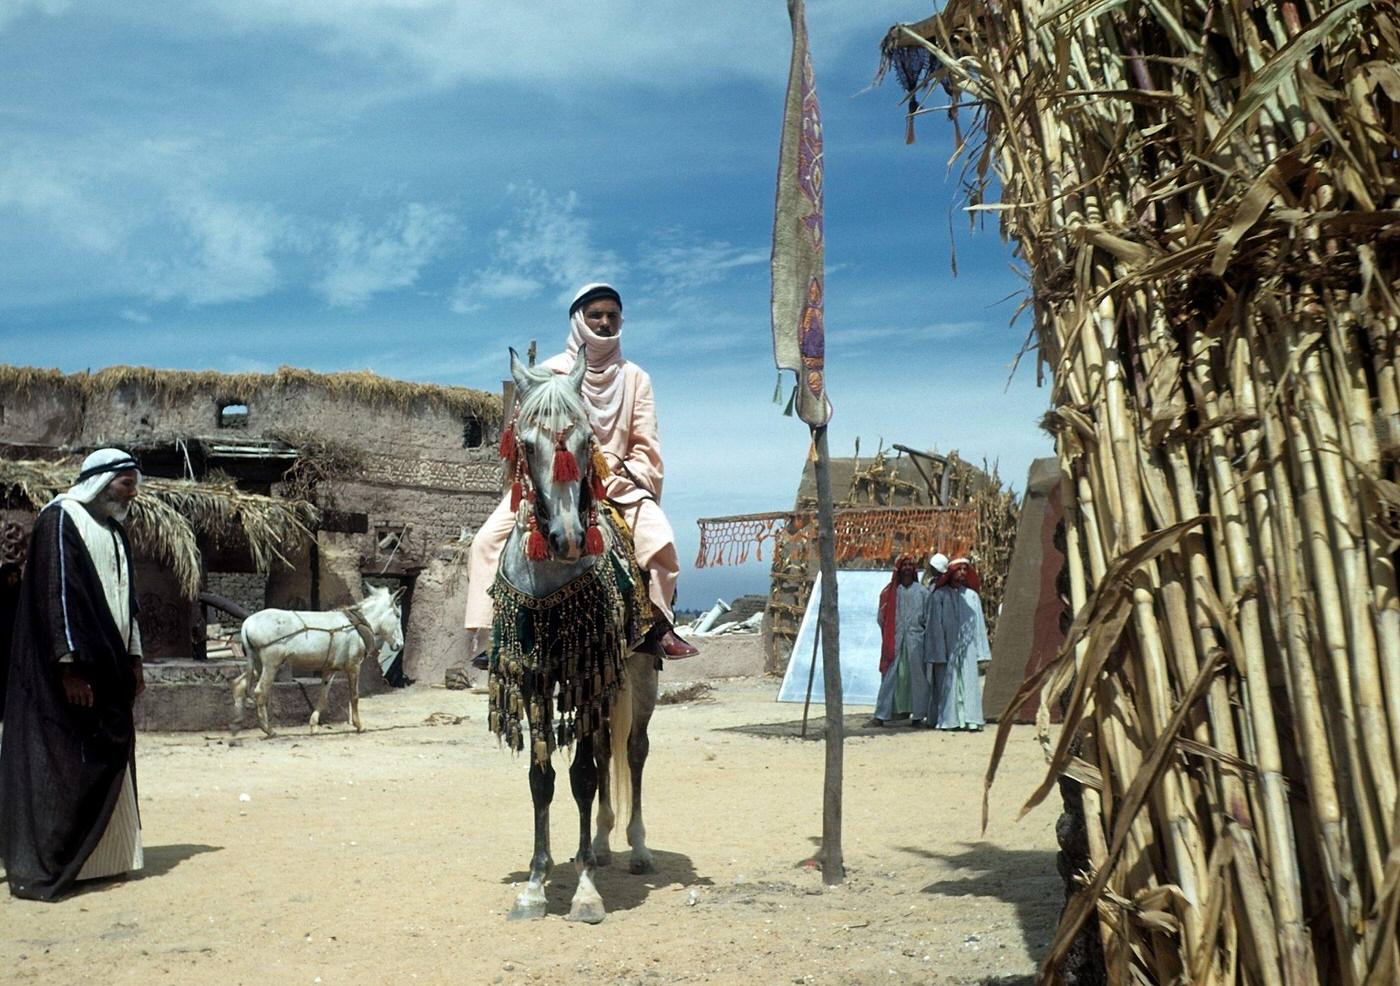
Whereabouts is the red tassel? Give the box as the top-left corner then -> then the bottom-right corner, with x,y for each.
499,426 -> 516,461
585,523 -> 605,556
510,481 -> 523,512
526,529 -> 549,561
553,447 -> 581,483
591,473 -> 607,501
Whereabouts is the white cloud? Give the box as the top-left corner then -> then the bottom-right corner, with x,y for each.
450,270 -> 541,313
642,238 -> 767,292
0,154 -> 123,253
118,308 -> 151,323
0,0 -> 71,32
453,184 -> 622,313
147,196 -> 285,305
156,0 -> 892,91
315,202 -> 455,307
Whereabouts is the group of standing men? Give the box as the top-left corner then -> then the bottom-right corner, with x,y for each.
873,551 -> 989,730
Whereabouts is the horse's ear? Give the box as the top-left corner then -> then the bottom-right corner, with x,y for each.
510,347 -> 534,396
567,351 -> 587,391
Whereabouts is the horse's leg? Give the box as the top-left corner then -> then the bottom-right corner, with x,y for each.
309,668 -> 334,733
567,734 -> 606,924
230,668 -> 248,734
254,656 -> 279,738
627,652 -> 659,874
592,732 -> 615,867
508,757 -> 554,921
346,660 -> 363,733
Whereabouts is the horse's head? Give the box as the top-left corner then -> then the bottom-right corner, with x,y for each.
363,584 -> 405,651
507,348 -> 601,563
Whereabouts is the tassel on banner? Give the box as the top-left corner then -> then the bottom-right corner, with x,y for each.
773,373 -> 785,405
783,385 -> 798,417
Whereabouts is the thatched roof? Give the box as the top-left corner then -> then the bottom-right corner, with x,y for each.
0,459 -> 317,599
0,363 -> 502,424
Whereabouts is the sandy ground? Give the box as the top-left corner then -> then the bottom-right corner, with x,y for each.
2,668 -> 1063,986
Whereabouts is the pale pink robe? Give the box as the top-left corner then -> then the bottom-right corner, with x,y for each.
463,352 -> 679,632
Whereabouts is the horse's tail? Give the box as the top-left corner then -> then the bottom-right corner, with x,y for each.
234,623 -> 263,699
608,667 -> 633,827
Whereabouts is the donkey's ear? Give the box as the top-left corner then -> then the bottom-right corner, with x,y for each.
510,348 -> 534,395
568,351 -> 588,391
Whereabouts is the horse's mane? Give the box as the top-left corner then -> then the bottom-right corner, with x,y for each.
516,366 -> 588,430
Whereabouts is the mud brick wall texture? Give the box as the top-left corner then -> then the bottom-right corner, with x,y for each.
1,368 -> 506,684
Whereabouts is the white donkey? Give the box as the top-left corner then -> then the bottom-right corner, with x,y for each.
231,584 -> 404,737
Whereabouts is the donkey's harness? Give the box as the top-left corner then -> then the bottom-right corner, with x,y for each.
250,603 -> 382,665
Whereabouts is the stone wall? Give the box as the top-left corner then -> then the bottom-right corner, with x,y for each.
205,572 -> 266,615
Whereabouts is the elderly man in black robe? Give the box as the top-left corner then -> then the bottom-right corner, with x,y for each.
0,449 -> 147,900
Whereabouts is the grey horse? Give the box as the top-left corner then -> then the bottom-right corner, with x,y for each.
495,349 -> 660,924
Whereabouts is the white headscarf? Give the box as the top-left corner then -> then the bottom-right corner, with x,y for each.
561,282 -> 627,439
929,552 -> 949,574
55,448 -> 142,506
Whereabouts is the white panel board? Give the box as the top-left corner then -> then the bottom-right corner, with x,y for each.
777,569 -> 888,706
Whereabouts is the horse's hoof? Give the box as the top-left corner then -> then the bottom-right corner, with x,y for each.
566,900 -> 606,924
629,852 -> 656,875
507,901 -> 547,921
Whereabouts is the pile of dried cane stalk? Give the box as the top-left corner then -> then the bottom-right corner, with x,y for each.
883,1 -> 1400,984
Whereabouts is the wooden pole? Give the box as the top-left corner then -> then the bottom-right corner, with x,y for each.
812,424 -> 844,884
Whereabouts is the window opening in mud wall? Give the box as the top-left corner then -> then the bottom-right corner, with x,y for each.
463,414 -> 484,449
218,402 -> 249,429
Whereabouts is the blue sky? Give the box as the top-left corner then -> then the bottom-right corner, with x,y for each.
0,1 -> 1053,608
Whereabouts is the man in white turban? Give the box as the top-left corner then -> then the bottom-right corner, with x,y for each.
924,556 -> 989,731
465,283 -> 698,658
1,449 -> 147,899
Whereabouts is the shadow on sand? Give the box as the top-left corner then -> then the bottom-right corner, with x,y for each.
500,847 -> 712,917
899,842 -> 1061,963
69,843 -> 223,898
718,712 -> 931,741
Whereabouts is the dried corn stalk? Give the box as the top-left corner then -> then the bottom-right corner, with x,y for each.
882,1 -> 1400,983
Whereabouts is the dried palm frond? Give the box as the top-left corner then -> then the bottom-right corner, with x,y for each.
0,458 -> 315,598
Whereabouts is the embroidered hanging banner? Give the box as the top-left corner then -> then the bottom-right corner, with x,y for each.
695,507 -> 976,569
771,0 -> 831,427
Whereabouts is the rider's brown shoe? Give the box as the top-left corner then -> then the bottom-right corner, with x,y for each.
659,631 -> 699,659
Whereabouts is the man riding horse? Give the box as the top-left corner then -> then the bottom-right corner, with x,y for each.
465,282 -> 698,659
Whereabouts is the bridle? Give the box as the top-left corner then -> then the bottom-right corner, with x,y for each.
500,408 -> 609,562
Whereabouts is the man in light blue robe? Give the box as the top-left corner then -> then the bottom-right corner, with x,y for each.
924,557 -> 989,731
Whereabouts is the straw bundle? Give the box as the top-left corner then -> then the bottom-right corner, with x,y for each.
0,364 -> 502,423
882,2 -> 1400,983
0,458 -> 316,599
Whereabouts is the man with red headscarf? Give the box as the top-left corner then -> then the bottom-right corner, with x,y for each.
464,283 -> 697,659
871,554 -> 930,727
